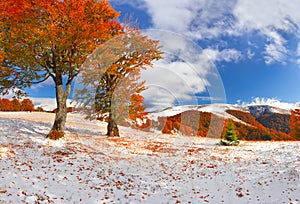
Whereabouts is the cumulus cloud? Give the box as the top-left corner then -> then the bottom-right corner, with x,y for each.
140,30 -> 227,111
30,98 -> 73,112
217,49 -> 243,63
238,97 -> 298,110
137,0 -> 237,40
111,0 -> 300,108
234,0 -> 300,32
123,0 -> 300,65
234,0 -> 300,64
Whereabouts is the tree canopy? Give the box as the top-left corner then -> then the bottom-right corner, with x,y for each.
75,29 -> 163,136
290,108 -> 300,140
0,0 -> 122,136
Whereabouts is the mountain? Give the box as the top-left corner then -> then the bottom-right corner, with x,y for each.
148,104 -> 295,141
248,105 -> 290,117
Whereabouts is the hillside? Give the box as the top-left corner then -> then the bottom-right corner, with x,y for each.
149,104 -> 296,141
0,112 -> 299,203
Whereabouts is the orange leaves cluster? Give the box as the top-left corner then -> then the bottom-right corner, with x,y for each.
226,110 -> 293,141
0,98 -> 34,111
290,108 -> 300,140
158,111 -> 214,137
0,0 -> 122,81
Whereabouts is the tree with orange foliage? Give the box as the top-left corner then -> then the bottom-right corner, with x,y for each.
21,98 -> 35,112
11,98 -> 21,111
290,108 -> 300,140
0,0 -> 122,138
0,98 -> 13,111
77,29 -> 162,136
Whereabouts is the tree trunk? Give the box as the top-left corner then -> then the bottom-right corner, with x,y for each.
107,113 -> 120,137
51,84 -> 70,132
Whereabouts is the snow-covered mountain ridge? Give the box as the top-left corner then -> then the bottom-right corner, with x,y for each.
149,103 -> 290,119
148,104 -> 293,140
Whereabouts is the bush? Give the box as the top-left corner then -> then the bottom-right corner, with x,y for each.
47,129 -> 64,140
35,107 -> 44,112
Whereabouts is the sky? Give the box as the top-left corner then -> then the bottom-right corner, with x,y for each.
26,0 -> 300,111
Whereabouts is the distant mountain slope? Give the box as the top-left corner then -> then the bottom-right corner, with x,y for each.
149,104 -> 296,141
254,113 -> 290,134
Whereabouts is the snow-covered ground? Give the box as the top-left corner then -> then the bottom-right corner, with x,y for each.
0,112 -> 299,203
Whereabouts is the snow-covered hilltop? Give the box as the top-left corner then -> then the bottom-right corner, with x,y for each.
149,103 -> 290,119
0,112 -> 299,203
148,104 -> 293,141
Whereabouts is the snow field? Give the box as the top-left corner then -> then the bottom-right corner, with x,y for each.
0,112 -> 299,203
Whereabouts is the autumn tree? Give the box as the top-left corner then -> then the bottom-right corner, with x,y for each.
76,29 -> 162,136
0,98 -> 12,111
21,98 -> 35,111
0,0 -> 122,137
11,98 -> 21,111
96,68 -> 148,128
290,108 -> 300,140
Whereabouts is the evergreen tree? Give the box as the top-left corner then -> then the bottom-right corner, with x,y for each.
221,120 -> 239,146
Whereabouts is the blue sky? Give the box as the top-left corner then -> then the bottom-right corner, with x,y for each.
27,0 -> 300,110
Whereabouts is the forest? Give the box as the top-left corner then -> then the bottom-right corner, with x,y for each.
156,109 -> 298,141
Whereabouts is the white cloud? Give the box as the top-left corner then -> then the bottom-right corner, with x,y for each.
297,43 -> 300,56
238,97 -> 297,110
247,49 -> 255,59
31,77 -> 55,91
264,43 -> 288,65
140,30 -> 227,111
296,43 -> 300,66
30,97 -> 73,112
234,0 -> 300,64
217,49 -> 243,63
110,0 -> 300,108
234,0 -> 300,32
263,30 -> 288,65
127,0 -> 300,65
140,0 -> 237,40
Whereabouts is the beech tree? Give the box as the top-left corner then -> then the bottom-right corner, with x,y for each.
11,98 -> 21,111
0,0 -> 122,137
0,98 -> 12,111
76,29 -> 162,136
290,108 -> 300,140
21,98 -> 35,112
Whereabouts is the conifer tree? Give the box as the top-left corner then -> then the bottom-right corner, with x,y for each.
221,120 -> 239,146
